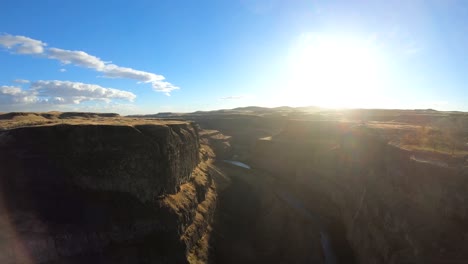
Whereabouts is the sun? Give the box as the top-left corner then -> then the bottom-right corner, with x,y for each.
286,34 -> 382,108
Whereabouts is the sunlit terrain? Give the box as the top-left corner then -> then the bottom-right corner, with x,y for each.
0,1 -> 468,264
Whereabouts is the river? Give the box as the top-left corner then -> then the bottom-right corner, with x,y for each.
223,160 -> 251,169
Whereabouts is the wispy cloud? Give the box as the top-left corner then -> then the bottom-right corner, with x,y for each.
220,95 -> 245,100
0,80 -> 136,106
48,48 -> 106,69
31,80 -> 136,104
0,34 -> 46,54
13,79 -> 30,84
100,64 -> 177,95
59,68 -> 66,72
0,33 -> 179,95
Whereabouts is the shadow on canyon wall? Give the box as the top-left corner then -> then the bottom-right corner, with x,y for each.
0,109 -> 467,263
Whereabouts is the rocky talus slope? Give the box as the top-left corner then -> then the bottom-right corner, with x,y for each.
252,120 -> 468,263
0,113 -> 220,263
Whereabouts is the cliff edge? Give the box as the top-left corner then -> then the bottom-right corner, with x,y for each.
0,113 -> 217,263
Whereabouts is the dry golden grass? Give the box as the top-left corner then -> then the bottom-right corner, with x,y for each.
184,186 -> 216,262
161,182 -> 198,215
161,160 -> 215,216
0,112 -> 188,130
396,125 -> 467,156
198,129 -> 219,136
367,121 -> 421,131
400,144 -> 468,156
160,142 -> 218,264
364,121 -> 468,156
187,227 -> 212,264
199,130 -> 231,142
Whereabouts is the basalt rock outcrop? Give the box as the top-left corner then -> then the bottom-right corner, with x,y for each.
0,115 -> 218,263
252,120 -> 468,263
1,123 -> 199,202
198,130 -> 232,160
184,115 -> 286,161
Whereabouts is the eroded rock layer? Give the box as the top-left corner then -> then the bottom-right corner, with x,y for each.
252,120 -> 468,263
0,117 -> 217,264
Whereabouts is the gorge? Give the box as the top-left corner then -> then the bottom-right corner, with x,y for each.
0,108 -> 467,263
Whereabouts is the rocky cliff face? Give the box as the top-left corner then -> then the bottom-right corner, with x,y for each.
198,130 -> 232,159
252,120 -> 468,263
186,115 -> 286,161
0,116 -> 216,263
1,123 -> 199,202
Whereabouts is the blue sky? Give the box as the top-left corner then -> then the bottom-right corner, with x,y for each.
1,0 -> 467,114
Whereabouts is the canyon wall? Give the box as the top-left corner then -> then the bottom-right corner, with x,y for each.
252,120 -> 468,263
0,120 -> 216,263
186,115 -> 286,161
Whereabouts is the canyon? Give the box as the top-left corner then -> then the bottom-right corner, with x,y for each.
0,108 -> 467,263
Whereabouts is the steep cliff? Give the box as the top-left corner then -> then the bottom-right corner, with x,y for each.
252,120 -> 468,263
0,115 -> 217,263
198,130 -> 232,159
186,115 -> 286,161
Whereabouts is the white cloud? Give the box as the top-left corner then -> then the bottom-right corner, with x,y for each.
13,79 -> 30,84
46,49 -> 180,95
100,64 -> 179,95
31,80 -> 136,104
101,64 -> 164,82
0,34 -> 46,54
1,33 -> 179,95
0,80 -> 135,107
59,68 -> 66,72
150,81 -> 179,95
47,48 -> 106,69
0,86 -> 37,104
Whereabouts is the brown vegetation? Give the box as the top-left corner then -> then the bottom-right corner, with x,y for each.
0,111 -> 187,130
401,124 -> 468,156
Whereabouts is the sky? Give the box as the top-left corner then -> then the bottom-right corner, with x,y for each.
1,0 -> 467,114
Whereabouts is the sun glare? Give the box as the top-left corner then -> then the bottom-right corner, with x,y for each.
287,35 -> 383,108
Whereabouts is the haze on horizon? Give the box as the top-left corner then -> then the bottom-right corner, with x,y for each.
1,0 -> 467,114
